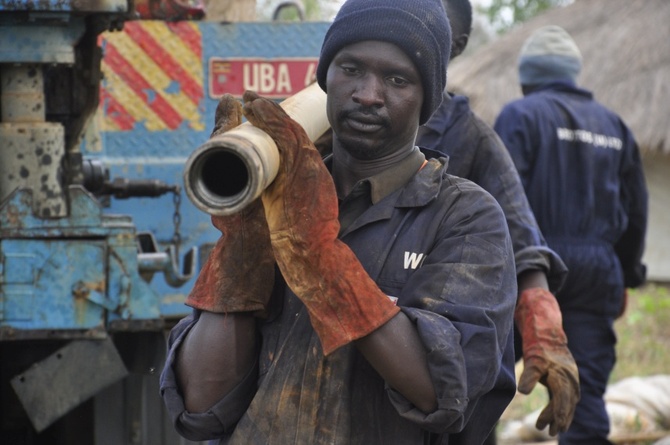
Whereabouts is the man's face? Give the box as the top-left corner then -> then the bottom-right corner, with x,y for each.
325,40 -> 423,160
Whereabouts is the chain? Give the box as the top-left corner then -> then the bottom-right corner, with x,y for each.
172,186 -> 182,258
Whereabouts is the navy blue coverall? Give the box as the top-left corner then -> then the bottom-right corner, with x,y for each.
418,92 -> 568,293
494,81 -> 648,445
161,151 -> 518,444
419,92 -> 568,445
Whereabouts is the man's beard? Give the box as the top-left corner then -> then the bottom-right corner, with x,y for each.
335,108 -> 389,160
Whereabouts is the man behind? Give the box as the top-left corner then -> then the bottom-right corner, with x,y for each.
160,0 -> 518,443
494,25 -> 648,445
417,1 -> 581,442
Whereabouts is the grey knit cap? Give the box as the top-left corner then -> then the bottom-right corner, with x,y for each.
518,25 -> 583,86
316,0 -> 451,125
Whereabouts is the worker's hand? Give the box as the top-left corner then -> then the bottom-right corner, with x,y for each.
241,90 -> 399,355
210,93 -> 243,138
515,287 -> 580,436
241,90 -> 339,239
185,94 -> 275,316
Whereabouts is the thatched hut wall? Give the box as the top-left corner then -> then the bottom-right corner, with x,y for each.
448,0 -> 670,155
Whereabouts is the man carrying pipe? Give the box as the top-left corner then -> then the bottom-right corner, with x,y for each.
161,0 -> 518,443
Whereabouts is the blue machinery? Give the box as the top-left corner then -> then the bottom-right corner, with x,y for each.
0,1 -> 328,442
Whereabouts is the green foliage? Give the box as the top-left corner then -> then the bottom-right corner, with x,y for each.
302,0 -> 321,19
611,284 -> 670,382
477,0 -> 573,33
271,2 -> 307,21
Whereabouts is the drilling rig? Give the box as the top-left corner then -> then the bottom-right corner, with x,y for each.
0,0 -> 328,442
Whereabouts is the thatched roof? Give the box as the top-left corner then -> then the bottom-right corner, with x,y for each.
447,0 -> 670,154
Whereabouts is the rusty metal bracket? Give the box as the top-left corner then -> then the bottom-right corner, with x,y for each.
136,232 -> 197,287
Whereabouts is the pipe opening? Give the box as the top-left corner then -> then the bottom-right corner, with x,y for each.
201,150 -> 249,198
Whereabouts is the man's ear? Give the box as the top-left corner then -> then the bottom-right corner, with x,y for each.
450,33 -> 469,59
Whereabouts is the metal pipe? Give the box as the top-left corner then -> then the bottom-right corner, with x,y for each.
183,82 -> 329,216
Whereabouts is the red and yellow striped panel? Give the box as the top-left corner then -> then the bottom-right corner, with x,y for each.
99,21 -> 204,132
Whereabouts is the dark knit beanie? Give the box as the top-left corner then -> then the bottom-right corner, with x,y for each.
316,0 -> 451,125
518,25 -> 582,86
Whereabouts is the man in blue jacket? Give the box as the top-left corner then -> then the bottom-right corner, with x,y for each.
160,0 -> 518,443
418,2 -> 580,443
494,25 -> 648,445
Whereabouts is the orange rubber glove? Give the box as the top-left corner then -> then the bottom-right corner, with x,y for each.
185,94 -> 275,316
515,287 -> 580,436
241,90 -> 400,355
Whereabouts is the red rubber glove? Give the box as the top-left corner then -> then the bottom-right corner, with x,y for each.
515,287 -> 580,436
241,90 -> 400,355
185,94 -> 275,316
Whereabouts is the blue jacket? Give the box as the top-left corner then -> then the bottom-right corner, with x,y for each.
419,93 -> 568,293
494,82 -> 648,316
161,156 -> 517,444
